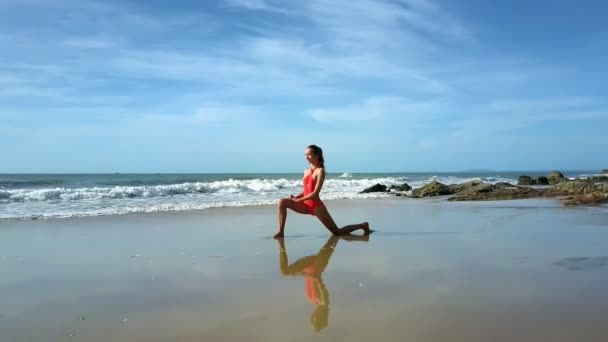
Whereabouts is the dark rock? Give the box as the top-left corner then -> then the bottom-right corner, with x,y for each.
547,171 -> 565,185
495,182 -> 515,188
449,185 -> 543,201
411,181 -> 454,198
389,183 -> 412,192
563,193 -> 608,206
603,169 -> 608,174
544,179 -> 603,198
543,189 -> 569,198
453,182 -> 496,197
517,175 -> 536,185
360,183 -> 387,193
448,180 -> 483,193
535,176 -> 549,185
551,179 -> 597,194
588,175 -> 608,183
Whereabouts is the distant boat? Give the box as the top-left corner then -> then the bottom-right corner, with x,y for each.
339,172 -> 352,178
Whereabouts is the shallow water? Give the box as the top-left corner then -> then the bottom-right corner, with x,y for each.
1,199 -> 607,341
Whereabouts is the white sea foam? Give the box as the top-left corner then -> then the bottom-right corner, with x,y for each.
0,177 -> 422,204
0,175 -> 518,221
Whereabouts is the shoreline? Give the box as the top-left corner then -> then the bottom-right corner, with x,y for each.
2,195 -> 604,225
1,198 -> 607,341
3,170 -> 606,222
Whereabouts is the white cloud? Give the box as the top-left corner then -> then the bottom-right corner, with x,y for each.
61,37 -> 123,49
309,96 -> 445,124
3,0 -> 608,172
223,0 -> 296,15
140,104 -> 263,127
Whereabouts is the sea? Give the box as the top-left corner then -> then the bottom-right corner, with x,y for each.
0,171 -> 601,221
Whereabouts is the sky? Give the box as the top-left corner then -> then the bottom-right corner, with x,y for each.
1,0 -> 607,173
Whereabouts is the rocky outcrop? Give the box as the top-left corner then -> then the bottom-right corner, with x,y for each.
603,169 -> 608,174
360,183 -> 387,193
387,174 -> 608,206
543,179 -> 608,205
550,179 -> 598,194
547,171 -> 565,185
449,184 -> 542,201
411,181 -> 454,198
517,175 -> 550,186
517,175 -> 536,185
564,193 -> 608,206
536,176 -> 549,185
447,180 -> 484,193
389,183 -> 412,192
588,175 -> 608,183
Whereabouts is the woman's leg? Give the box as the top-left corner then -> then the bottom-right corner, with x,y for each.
275,198 -> 310,238
314,205 -> 371,235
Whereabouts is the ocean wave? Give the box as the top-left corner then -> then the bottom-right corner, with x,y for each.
0,179 -> 65,188
0,191 -> 389,221
0,176 -> 517,204
0,178 -> 391,203
0,175 -> 520,221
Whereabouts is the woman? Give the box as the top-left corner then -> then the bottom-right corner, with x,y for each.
274,145 -> 371,238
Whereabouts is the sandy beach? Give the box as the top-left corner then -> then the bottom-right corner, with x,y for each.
1,198 -> 607,341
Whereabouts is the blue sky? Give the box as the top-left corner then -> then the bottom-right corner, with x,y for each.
1,0 -> 607,173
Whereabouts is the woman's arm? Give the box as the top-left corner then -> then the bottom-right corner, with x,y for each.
290,170 -> 306,200
290,192 -> 304,200
295,168 -> 325,202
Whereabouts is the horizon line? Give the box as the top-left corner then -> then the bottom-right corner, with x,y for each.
0,169 -> 604,175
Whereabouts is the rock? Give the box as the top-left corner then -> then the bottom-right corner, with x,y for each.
448,180 -> 483,193
411,181 -> 454,198
449,185 -> 543,201
547,171 -> 565,185
535,176 -> 549,185
551,179 -> 597,194
603,169 -> 608,174
543,189 -> 569,198
563,193 -> 608,206
389,183 -> 412,192
360,183 -> 387,193
517,175 -> 536,185
588,175 -> 608,183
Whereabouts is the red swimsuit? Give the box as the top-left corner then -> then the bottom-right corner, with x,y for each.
303,167 -> 324,215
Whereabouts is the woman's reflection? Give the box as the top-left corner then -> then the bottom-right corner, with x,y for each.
277,235 -> 369,331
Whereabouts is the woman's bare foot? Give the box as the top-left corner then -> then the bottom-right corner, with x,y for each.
273,232 -> 284,239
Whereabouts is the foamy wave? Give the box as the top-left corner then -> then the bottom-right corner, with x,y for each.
0,191 -> 390,221
0,175 -> 518,221
0,179 -> 299,203
0,177 -> 409,204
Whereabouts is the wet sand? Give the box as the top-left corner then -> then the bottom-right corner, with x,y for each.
1,198 -> 608,341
